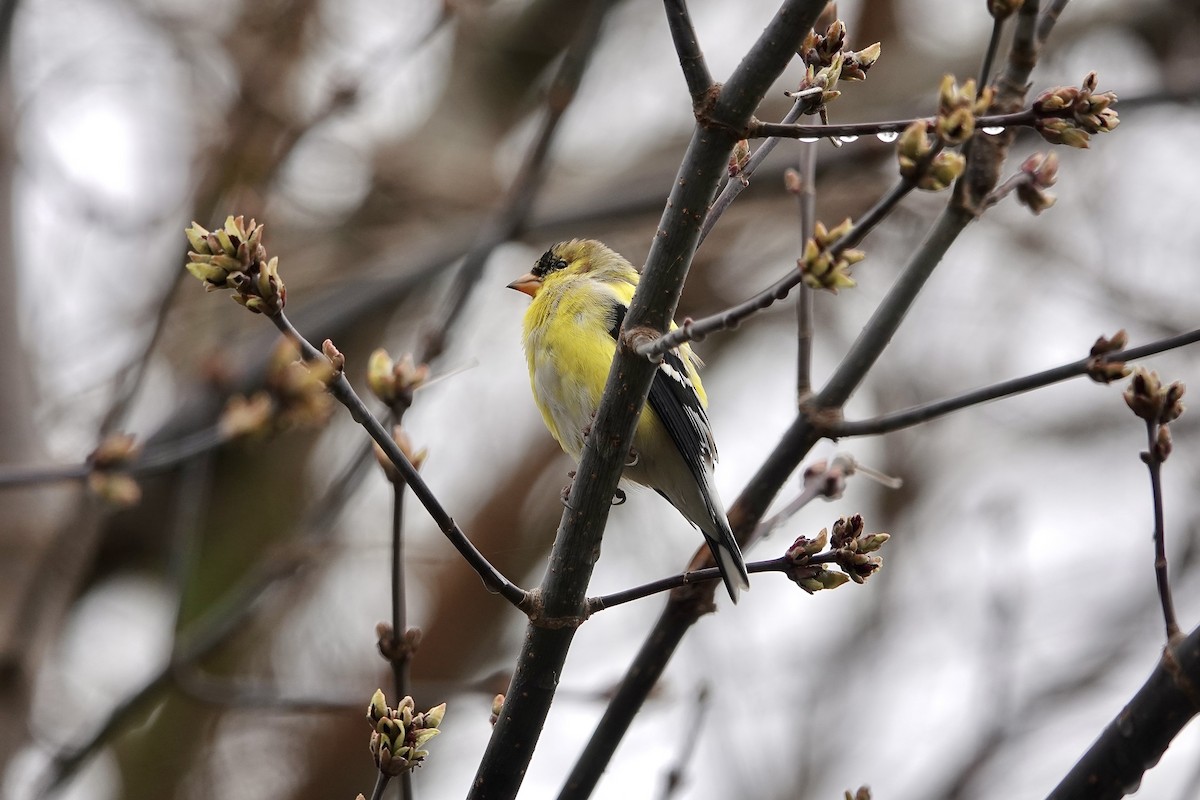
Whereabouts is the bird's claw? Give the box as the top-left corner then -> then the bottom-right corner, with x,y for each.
612,488 -> 626,506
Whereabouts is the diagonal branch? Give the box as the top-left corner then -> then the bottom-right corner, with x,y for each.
827,328 -> 1200,438
271,313 -> 529,609
469,2 -> 831,798
1045,623 -> 1200,800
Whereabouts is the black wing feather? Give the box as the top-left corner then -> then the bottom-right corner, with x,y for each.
607,305 -> 714,491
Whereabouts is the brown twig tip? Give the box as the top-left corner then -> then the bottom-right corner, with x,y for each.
1085,329 -> 1130,383
791,17 -> 882,116
322,340 -> 345,377
366,689 -> 446,777
367,349 -> 431,410
1033,72 -> 1119,149
1013,151 -> 1060,214
783,514 -> 888,593
1124,368 -> 1186,427
184,216 -> 286,315
376,622 -> 423,663
489,694 -> 505,727
728,139 -> 751,178
845,787 -> 872,800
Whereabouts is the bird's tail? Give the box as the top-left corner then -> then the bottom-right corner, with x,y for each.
704,515 -> 750,603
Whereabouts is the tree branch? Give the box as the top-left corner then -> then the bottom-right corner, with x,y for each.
1045,624 -> 1200,800
826,329 -> 1200,438
469,3 -> 831,798
663,0 -> 713,102
560,4 -> 1057,794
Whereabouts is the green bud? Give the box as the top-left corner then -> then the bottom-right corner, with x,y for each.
368,689 -> 388,723
853,42 -> 880,70
424,702 -> 447,730
413,728 -> 441,748
818,570 -> 850,590
859,533 -> 890,553
184,260 -> 229,285
917,152 -> 965,191
214,227 -> 235,256
937,107 -> 976,146
798,576 -> 824,593
185,223 -> 212,254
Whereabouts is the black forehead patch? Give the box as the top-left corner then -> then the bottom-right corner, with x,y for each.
532,249 -> 569,278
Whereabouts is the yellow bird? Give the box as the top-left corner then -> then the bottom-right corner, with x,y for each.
508,239 -> 749,602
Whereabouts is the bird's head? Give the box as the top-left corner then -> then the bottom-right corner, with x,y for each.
507,239 -> 629,297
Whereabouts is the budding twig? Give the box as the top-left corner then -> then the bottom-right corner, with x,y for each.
1124,368 -> 1186,642
828,328 -> 1200,438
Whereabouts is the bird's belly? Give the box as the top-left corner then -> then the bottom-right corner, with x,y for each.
532,360 -> 598,460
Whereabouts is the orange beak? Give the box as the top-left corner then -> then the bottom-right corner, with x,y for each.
506,272 -> 542,297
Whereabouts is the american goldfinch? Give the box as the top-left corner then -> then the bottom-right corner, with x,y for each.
508,239 -> 750,602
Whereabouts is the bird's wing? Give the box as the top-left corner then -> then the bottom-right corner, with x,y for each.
607,304 -> 717,484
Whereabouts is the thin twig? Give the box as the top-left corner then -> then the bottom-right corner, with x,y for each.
1142,418 -> 1180,642
750,108 -> 1039,140
818,205 -> 971,406
825,328 -> 1200,437
587,555 -> 836,612
0,426 -> 229,489
1035,0 -> 1071,47
639,175 -> 916,359
271,312 -> 529,609
657,685 -> 711,800
978,16 -> 1004,88
663,0 -> 713,101
698,92 -> 815,248
388,478 -> 416,800
0,463 -> 88,488
390,483 -> 410,701
794,135 -> 817,399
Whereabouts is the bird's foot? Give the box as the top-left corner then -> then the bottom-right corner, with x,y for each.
612,488 -> 626,506
625,448 -> 639,468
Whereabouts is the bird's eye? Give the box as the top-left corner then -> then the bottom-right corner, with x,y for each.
533,250 -> 569,278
